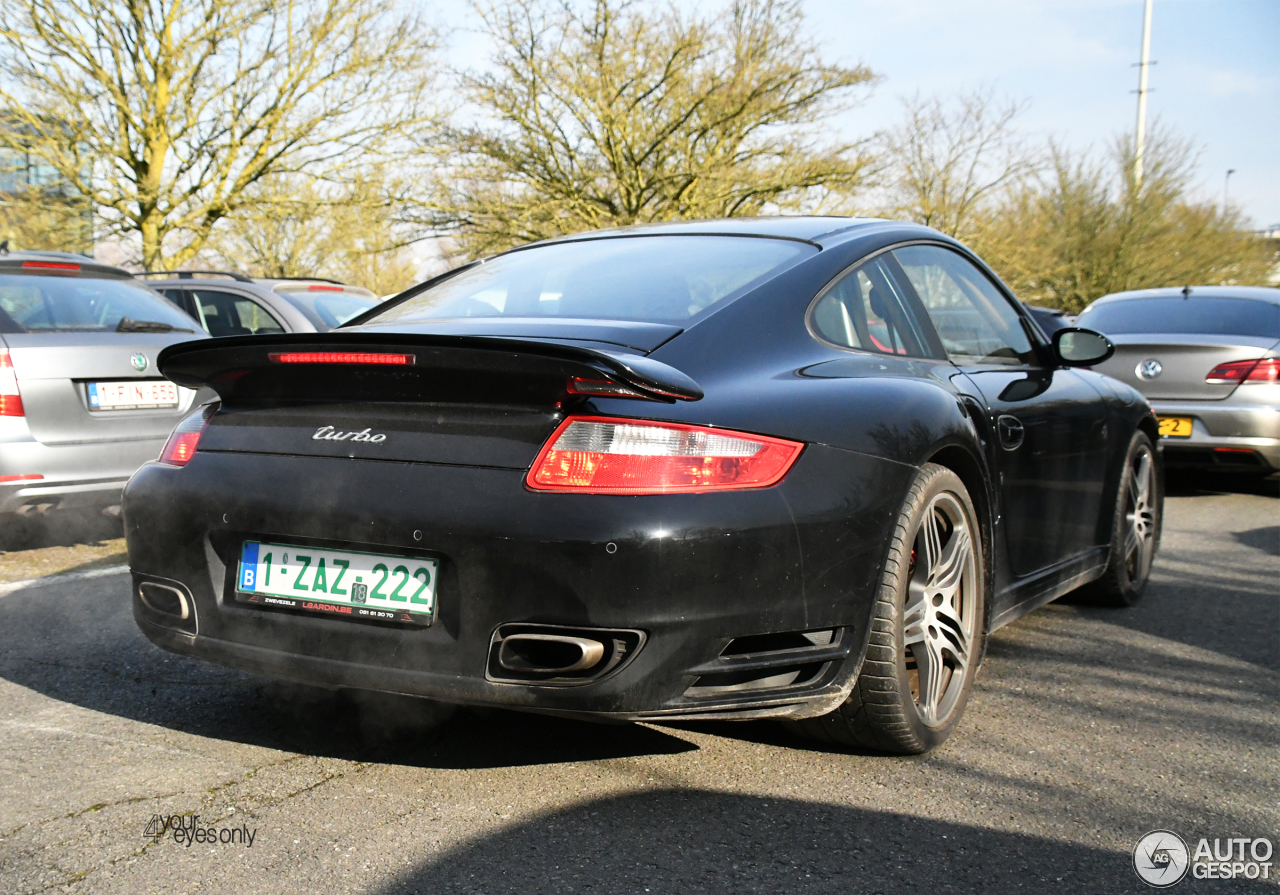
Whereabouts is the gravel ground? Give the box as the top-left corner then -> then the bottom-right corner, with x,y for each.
0,475 -> 1275,894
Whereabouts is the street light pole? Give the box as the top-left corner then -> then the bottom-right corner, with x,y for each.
1224,169 -> 1236,210
1134,0 -> 1154,186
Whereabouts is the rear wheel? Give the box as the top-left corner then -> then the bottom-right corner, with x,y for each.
1084,431 -> 1161,607
794,463 -> 986,754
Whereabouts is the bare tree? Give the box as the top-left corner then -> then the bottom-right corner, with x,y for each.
877,88 -> 1040,239
0,0 -> 439,269
975,126 -> 1274,312
425,0 -> 876,257
210,171 -> 422,295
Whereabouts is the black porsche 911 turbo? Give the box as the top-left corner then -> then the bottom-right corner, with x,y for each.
124,217 -> 1162,754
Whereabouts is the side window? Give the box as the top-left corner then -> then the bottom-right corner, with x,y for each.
193,290 -> 285,337
893,245 -> 1035,366
160,289 -> 195,321
810,256 -> 929,357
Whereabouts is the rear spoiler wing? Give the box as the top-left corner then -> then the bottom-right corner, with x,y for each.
157,332 -> 703,402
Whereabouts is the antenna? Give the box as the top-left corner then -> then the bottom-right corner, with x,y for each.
1182,285 -> 1192,299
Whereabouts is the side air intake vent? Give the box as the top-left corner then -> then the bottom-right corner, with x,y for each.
720,628 -> 836,656
685,663 -> 826,697
683,627 -> 849,700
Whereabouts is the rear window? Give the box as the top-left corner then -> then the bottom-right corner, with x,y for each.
364,236 -> 814,326
0,274 -> 198,333
278,291 -> 378,330
1078,297 -> 1280,339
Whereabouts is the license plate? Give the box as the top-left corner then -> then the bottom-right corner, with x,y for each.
88,379 -> 179,411
235,541 -> 437,626
1158,416 -> 1193,438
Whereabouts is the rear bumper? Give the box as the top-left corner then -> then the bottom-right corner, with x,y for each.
0,436 -> 166,513
123,445 -> 914,720
1150,400 -> 1280,471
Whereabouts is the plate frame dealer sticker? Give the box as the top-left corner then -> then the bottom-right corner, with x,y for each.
235,540 -> 438,626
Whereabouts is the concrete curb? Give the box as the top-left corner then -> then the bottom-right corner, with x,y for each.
0,563 -> 129,597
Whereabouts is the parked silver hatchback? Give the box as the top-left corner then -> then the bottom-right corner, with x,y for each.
0,251 -> 209,529
1078,286 -> 1280,475
137,271 -> 379,335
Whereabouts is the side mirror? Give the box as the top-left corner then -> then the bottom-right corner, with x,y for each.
1052,327 -> 1114,367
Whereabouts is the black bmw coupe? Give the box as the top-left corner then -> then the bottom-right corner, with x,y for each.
124,217 -> 1162,754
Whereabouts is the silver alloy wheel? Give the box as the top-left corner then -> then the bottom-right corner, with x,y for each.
903,492 -> 978,727
1124,446 -> 1157,583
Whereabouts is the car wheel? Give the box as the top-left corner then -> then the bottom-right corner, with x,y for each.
794,463 -> 986,754
1085,431 -> 1161,607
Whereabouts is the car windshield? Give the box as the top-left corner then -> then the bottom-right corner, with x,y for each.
0,274 -> 198,333
1078,297 -> 1280,339
364,236 -> 814,326
278,291 -> 378,330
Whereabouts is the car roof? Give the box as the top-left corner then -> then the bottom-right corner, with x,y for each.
0,250 -> 133,279
137,271 -> 374,297
523,216 -> 890,248
1089,286 -> 1280,307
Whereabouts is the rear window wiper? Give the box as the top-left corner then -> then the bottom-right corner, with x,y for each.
116,316 -> 194,333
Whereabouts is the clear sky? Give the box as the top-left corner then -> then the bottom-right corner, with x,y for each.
438,0 -> 1279,227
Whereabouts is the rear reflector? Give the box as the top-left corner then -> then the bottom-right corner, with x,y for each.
566,377 -> 649,399
269,352 -> 415,365
21,260 -> 80,271
307,284 -> 344,292
527,416 -> 803,494
159,404 -> 218,467
0,474 -> 43,483
0,350 -> 23,417
1205,358 -> 1280,384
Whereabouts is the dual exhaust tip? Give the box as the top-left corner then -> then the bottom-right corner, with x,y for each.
498,634 -> 605,674
134,577 -> 198,635
487,624 -> 645,686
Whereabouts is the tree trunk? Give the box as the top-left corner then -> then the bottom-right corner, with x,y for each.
140,214 -> 164,271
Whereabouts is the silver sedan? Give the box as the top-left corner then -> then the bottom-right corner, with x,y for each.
1078,286 -> 1279,475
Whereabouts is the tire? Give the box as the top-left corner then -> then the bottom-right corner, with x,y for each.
794,463 -> 987,754
1083,431 -> 1161,607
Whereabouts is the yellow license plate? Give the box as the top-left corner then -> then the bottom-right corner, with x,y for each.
1158,416 -> 1193,438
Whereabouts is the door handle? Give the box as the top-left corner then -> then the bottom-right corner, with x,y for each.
997,414 -> 1025,451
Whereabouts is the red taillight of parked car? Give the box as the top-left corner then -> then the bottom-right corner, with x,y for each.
0,350 -> 24,417
526,416 -> 803,494
159,404 -> 218,467
1205,358 -> 1280,384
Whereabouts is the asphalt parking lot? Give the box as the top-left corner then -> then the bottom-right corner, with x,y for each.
0,474 -> 1276,894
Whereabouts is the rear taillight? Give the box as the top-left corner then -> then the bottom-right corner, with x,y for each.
0,350 -> 24,417
527,416 -> 803,494
0,474 -> 43,483
159,404 -> 218,467
1205,358 -> 1280,384
269,352 -> 415,365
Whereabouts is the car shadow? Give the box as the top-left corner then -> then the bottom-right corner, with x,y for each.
0,575 -> 696,769
1164,469 -> 1279,499
1232,525 -> 1278,556
363,789 -> 1271,895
